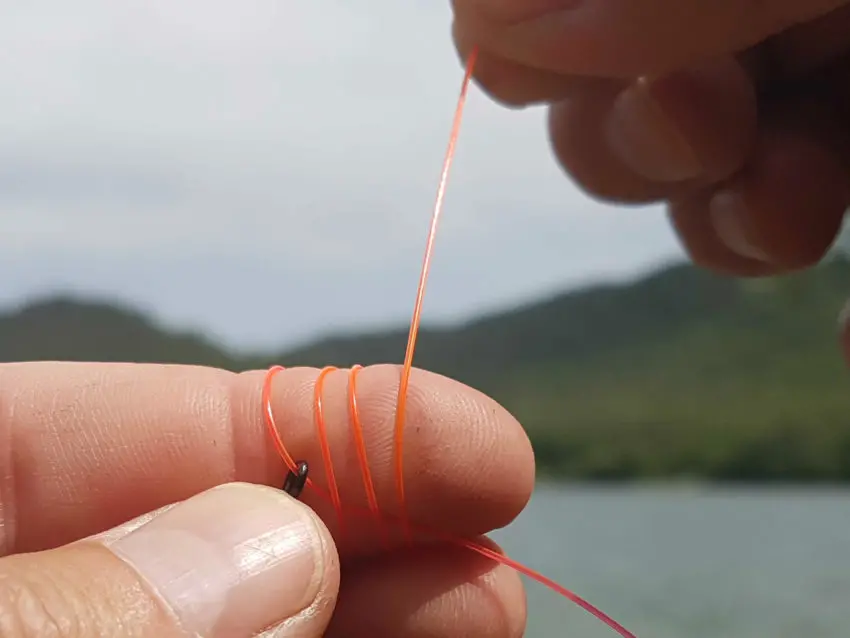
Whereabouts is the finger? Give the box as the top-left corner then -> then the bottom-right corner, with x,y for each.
548,55 -> 758,200
453,18 -> 578,108
665,189 -> 781,277
253,365 -> 534,554
669,100 -> 850,274
0,483 -> 339,638
606,57 -> 758,183
326,539 -> 525,638
453,0 -> 850,77
547,79 -> 670,204
0,363 -> 534,559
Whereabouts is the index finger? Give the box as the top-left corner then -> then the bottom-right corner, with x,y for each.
454,0 -> 848,77
0,362 -> 534,558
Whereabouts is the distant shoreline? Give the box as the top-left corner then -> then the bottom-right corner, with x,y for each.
7,258 -> 850,485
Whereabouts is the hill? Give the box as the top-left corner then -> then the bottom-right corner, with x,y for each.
2,258 -> 850,482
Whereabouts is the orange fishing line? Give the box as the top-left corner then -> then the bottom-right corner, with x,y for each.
392,46 -> 480,541
262,366 -> 636,638
313,366 -> 344,537
261,47 -> 637,638
347,364 -> 388,548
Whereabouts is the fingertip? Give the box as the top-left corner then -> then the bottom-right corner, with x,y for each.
452,19 -> 579,108
708,191 -> 775,263
104,483 -> 340,638
362,365 -> 536,530
245,364 -> 536,553
712,126 -> 848,270
669,192 -> 780,277
0,483 -> 341,638
547,91 -> 670,204
670,106 -> 850,276
546,58 -> 758,205
606,56 -> 758,184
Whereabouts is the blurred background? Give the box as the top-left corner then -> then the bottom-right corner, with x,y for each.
2,2 -> 850,636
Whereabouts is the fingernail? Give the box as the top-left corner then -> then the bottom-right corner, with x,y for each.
606,76 -> 702,182
709,190 -> 770,262
104,483 -> 326,637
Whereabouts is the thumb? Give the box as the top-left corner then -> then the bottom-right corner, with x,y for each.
455,0 -> 850,76
0,483 -> 340,638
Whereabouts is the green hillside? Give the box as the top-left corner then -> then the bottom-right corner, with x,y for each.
3,257 -> 850,482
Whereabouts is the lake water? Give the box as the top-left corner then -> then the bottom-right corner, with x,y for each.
490,485 -> 850,638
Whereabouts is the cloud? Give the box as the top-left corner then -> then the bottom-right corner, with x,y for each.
0,1 -> 685,348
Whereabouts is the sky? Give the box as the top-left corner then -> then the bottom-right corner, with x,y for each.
0,1 -> 687,352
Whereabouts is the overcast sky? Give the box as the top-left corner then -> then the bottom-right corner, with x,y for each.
0,1 -> 686,351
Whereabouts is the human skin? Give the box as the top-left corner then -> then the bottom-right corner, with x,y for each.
451,0 -> 850,357
8,4 -> 850,634
0,362 -> 531,637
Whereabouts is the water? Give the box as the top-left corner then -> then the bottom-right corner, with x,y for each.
491,485 -> 850,638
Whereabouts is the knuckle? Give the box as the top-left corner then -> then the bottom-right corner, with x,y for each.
0,566 -> 84,638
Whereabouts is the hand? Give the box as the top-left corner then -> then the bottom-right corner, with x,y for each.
452,0 -> 850,277
0,362 -> 532,637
